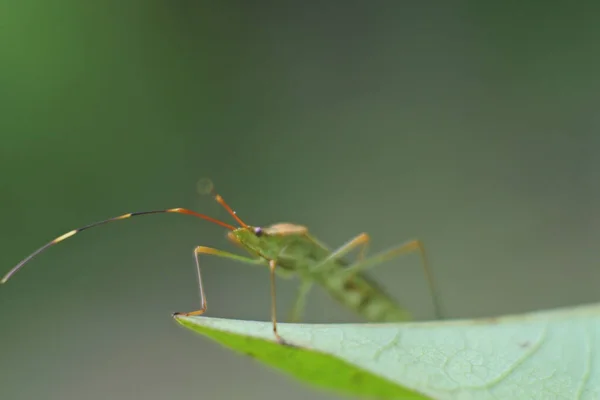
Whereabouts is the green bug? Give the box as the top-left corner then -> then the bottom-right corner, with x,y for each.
1,182 -> 442,343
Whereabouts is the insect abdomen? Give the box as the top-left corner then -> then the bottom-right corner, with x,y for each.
315,269 -> 411,322
276,235 -> 412,322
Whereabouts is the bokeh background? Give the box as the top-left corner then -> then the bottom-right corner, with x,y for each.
2,2 -> 599,399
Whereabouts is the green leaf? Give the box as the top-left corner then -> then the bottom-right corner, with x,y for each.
174,303 -> 600,399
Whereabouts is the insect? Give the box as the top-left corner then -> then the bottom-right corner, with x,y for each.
2,183 -> 443,343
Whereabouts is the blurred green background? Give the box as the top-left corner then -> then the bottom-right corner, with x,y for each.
1,2 -> 599,399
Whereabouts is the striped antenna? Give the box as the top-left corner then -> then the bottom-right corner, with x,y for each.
1,208 -> 236,284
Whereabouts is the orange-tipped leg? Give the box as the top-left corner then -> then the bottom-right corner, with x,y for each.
269,259 -> 285,343
345,239 -> 443,320
172,246 -> 266,317
268,260 -> 294,346
311,233 -> 371,273
171,245 -> 290,345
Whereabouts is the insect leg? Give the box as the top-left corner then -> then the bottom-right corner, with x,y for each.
287,280 -> 313,322
311,233 -> 371,272
173,247 -> 265,317
268,259 -> 287,343
344,240 -> 443,320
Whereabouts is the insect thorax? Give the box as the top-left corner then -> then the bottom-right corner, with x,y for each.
230,224 -> 324,271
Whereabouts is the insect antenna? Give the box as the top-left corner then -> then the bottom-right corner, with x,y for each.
200,180 -> 248,228
1,208 -> 235,284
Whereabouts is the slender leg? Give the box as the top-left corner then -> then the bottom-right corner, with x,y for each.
269,259 -> 287,343
344,240 -> 443,320
311,233 -> 371,272
173,246 -> 265,317
288,280 -> 313,322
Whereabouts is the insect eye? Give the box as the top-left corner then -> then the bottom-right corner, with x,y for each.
254,227 -> 263,237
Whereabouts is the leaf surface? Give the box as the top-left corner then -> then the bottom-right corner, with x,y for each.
175,303 -> 600,399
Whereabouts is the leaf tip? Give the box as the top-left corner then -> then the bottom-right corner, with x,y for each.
171,312 -> 193,325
